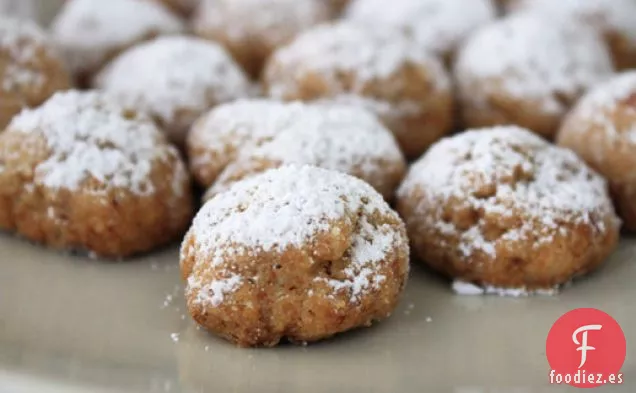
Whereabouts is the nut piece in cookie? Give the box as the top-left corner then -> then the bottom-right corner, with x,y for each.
181,165 -> 410,347
264,21 -> 453,159
558,71 -> 636,231
95,36 -> 253,146
1,17 -> 71,130
187,99 -> 406,200
0,90 -> 194,258
454,12 -> 614,139
397,126 -> 619,294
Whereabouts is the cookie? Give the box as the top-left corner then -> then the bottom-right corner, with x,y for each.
396,126 -> 619,293
264,21 -> 453,159
558,72 -> 636,231
192,0 -> 331,78
345,0 -> 496,64
454,13 -> 614,139
181,165 -> 410,347
187,99 -> 406,200
0,16 -> 71,130
507,0 -> 636,70
0,91 -> 193,258
51,0 -> 184,86
95,36 -> 252,146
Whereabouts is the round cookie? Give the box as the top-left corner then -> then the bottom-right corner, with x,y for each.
0,90 -> 194,258
192,0 -> 331,78
187,100 -> 406,200
396,126 -> 619,293
0,17 -> 71,131
345,0 -> 497,64
557,72 -> 636,231
95,36 -> 252,146
180,164 -> 410,347
51,0 -> 184,86
454,13 -> 614,139
506,0 -> 636,70
264,22 -> 453,159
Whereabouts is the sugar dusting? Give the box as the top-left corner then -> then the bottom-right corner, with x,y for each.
0,17 -> 52,92
346,0 -> 496,56
266,21 -> 449,100
455,12 -> 613,115
194,0 -> 330,47
510,0 -> 636,45
185,165 -> 408,306
566,72 -> 636,147
95,36 -> 252,127
51,0 -> 184,74
398,126 -> 618,261
205,100 -> 404,194
7,90 -> 184,195
452,280 -> 560,297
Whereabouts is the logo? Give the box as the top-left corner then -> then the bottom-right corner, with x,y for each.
546,308 -> 626,388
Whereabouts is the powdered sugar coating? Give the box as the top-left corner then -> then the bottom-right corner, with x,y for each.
345,0 -> 496,58
194,0 -> 330,48
7,90 -> 186,195
452,280 -> 559,297
95,36 -> 252,142
198,100 -> 404,196
398,126 -> 618,260
565,72 -> 636,147
184,164 -> 408,305
509,0 -> 636,47
455,12 -> 614,116
51,0 -> 184,75
1,16 -> 54,93
266,21 -> 449,99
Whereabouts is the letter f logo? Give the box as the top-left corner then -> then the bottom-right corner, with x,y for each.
573,324 -> 603,368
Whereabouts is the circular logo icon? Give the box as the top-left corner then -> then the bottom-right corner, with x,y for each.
546,308 -> 626,388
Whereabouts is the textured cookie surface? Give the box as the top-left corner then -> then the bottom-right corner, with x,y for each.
264,21 -> 453,159
187,100 -> 406,200
558,71 -> 636,231
397,126 -> 619,292
181,165 -> 409,347
0,90 -> 193,257
1,17 -> 71,130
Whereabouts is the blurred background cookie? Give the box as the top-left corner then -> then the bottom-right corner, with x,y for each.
0,91 -> 193,257
0,16 -> 70,130
345,0 -> 497,65
397,126 -> 619,293
51,0 -> 184,87
150,0 -> 200,17
454,12 -> 614,139
187,100 -> 406,200
181,165 -> 409,347
264,22 -> 453,159
95,36 -> 253,146
192,0 -> 331,78
505,0 -> 636,70
558,72 -> 636,231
